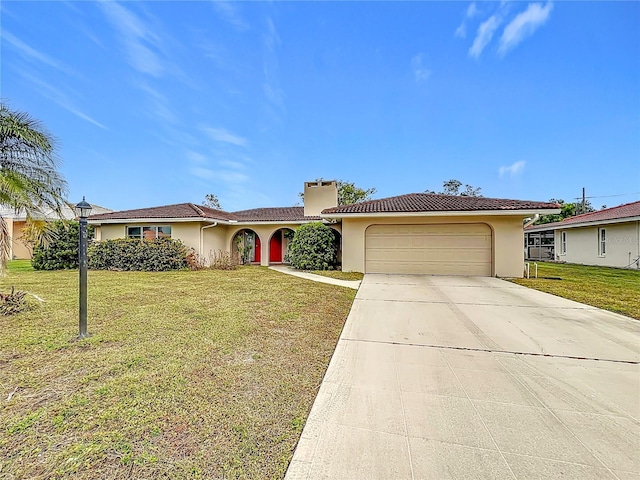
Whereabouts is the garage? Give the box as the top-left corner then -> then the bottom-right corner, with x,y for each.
365,223 -> 492,275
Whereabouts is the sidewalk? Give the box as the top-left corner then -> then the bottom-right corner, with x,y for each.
269,265 -> 361,290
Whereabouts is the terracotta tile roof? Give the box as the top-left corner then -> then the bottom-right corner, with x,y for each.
88,204 -> 320,223
525,201 -> 640,231
322,194 -> 559,215
88,203 -> 236,222
232,207 -> 320,222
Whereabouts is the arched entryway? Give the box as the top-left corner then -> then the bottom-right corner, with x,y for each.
232,229 -> 261,264
269,228 -> 295,264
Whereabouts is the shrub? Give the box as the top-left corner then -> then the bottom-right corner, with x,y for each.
209,249 -> 239,270
0,287 -> 29,316
88,238 -> 189,271
287,222 -> 338,271
32,221 -> 94,270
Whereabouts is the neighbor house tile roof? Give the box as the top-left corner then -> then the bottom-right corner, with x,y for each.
525,201 -> 640,231
1,203 -> 112,221
321,194 -> 559,215
88,203 -> 320,223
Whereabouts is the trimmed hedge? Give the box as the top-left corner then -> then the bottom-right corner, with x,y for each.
287,222 -> 338,271
32,221 -> 94,270
88,238 -> 189,271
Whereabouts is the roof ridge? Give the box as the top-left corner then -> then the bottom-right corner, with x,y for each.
188,203 -> 206,217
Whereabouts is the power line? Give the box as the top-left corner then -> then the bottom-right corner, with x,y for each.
582,192 -> 640,199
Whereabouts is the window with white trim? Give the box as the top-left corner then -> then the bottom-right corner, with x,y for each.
127,226 -> 172,239
560,231 -> 567,255
598,228 -> 606,256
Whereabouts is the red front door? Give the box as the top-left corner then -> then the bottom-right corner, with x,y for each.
270,231 -> 282,263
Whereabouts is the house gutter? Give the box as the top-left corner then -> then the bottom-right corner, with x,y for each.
523,214 -> 540,229
320,208 -> 561,219
200,222 -> 218,257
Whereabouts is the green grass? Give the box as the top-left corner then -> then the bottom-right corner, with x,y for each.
510,262 -> 640,319
310,270 -> 364,281
0,265 -> 356,479
6,259 -> 34,272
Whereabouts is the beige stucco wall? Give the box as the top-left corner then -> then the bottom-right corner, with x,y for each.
224,223 -> 341,266
340,215 -> 527,277
304,181 -> 338,217
93,221 -> 344,267
555,221 -> 640,269
7,220 -> 33,260
98,222 -> 213,255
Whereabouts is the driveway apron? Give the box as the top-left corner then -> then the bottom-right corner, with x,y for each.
285,274 -> 640,480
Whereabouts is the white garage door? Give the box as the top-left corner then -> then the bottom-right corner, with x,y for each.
365,224 -> 492,275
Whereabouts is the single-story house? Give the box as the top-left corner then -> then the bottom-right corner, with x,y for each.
88,181 -> 559,277
524,201 -> 640,269
1,203 -> 112,260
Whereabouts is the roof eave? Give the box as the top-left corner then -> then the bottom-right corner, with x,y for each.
527,216 -> 640,231
321,208 -> 561,219
88,217 -> 226,225
230,219 -> 325,225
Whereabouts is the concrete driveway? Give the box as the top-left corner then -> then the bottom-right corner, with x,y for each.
286,274 -> 640,480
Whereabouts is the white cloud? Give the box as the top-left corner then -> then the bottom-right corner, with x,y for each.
499,160 -> 526,177
454,3 -> 479,39
467,3 -> 479,18
499,2 -> 553,56
2,31 -> 74,74
469,14 -> 503,59
189,167 -> 248,184
98,1 -> 165,76
19,71 -> 107,129
262,16 -> 285,116
212,1 -> 249,31
411,53 -> 431,83
202,127 -> 248,147
186,150 -> 208,165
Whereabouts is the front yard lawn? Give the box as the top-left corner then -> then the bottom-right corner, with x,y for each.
510,262 -> 640,320
0,264 -> 356,479
311,270 -> 364,281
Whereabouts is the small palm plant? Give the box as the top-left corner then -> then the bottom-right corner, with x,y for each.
0,103 -> 68,269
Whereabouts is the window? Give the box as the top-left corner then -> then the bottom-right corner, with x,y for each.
127,226 -> 172,239
560,231 -> 567,255
598,228 -> 606,256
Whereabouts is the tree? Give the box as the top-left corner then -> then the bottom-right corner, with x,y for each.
299,179 -> 376,206
425,179 -> 482,197
203,193 -> 222,210
536,198 -> 594,225
0,104 -> 67,267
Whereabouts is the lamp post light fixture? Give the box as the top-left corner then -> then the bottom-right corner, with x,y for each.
75,197 -> 92,339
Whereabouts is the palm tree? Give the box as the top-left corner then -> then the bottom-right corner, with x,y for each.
0,103 -> 68,268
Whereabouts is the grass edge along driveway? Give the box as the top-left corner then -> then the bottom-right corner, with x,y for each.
0,264 -> 356,479
509,262 -> 639,320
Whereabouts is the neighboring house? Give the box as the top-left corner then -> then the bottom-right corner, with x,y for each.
89,180 -> 559,277
1,203 -> 112,260
524,201 -> 640,269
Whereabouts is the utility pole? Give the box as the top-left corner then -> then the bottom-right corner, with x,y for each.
581,187 -> 586,215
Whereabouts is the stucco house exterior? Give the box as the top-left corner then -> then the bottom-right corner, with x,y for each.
1,203 -> 112,260
524,201 -> 640,269
88,180 -> 559,277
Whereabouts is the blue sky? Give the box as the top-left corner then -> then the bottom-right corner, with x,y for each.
2,1 -> 639,212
